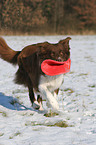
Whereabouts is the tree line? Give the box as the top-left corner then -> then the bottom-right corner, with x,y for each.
0,0 -> 96,35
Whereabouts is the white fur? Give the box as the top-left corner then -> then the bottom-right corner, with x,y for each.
38,74 -> 64,111
33,101 -> 43,111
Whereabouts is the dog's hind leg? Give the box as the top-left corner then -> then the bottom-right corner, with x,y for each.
53,88 -> 59,99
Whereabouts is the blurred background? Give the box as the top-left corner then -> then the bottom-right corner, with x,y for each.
0,0 -> 96,35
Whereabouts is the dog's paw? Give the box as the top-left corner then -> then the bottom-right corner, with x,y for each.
32,101 -> 44,111
39,102 -> 44,111
32,101 -> 40,110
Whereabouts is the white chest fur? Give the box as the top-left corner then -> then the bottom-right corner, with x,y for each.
38,74 -> 64,110
39,74 -> 64,92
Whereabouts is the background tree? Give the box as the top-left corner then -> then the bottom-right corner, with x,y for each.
2,0 -> 47,33
0,0 -> 96,34
73,0 -> 96,30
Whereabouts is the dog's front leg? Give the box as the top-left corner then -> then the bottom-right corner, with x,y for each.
28,86 -> 40,110
53,88 -> 59,99
39,85 -> 59,111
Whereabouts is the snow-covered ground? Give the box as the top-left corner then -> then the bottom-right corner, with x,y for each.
0,35 -> 96,145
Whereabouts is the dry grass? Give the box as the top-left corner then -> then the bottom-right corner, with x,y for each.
25,120 -> 73,128
0,111 -> 7,117
0,29 -> 96,36
48,121 -> 69,128
0,133 -> 4,136
44,112 -> 59,117
9,131 -> 21,139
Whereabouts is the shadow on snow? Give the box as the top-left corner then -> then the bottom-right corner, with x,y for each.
0,92 -> 47,114
0,92 -> 32,111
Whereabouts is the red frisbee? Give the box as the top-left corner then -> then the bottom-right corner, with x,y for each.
41,58 -> 71,76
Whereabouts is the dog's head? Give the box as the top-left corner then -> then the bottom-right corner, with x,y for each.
38,37 -> 71,63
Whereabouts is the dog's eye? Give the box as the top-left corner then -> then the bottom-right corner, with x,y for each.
51,52 -> 55,57
60,51 -> 63,56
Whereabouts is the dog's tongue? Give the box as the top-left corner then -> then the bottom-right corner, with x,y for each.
41,58 -> 71,76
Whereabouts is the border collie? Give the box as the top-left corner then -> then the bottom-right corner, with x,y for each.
0,37 -> 71,111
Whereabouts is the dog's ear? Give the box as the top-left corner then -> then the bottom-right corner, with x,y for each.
59,37 -> 71,50
59,37 -> 71,44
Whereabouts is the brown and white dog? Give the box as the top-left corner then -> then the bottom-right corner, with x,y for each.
0,37 -> 71,111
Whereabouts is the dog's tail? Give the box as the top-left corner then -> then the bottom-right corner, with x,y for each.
0,37 -> 21,65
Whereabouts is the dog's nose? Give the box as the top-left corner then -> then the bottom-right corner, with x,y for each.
58,57 -> 62,61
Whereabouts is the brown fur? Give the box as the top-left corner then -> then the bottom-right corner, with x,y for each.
0,37 -> 71,107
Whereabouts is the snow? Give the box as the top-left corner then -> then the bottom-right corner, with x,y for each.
0,35 -> 96,145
